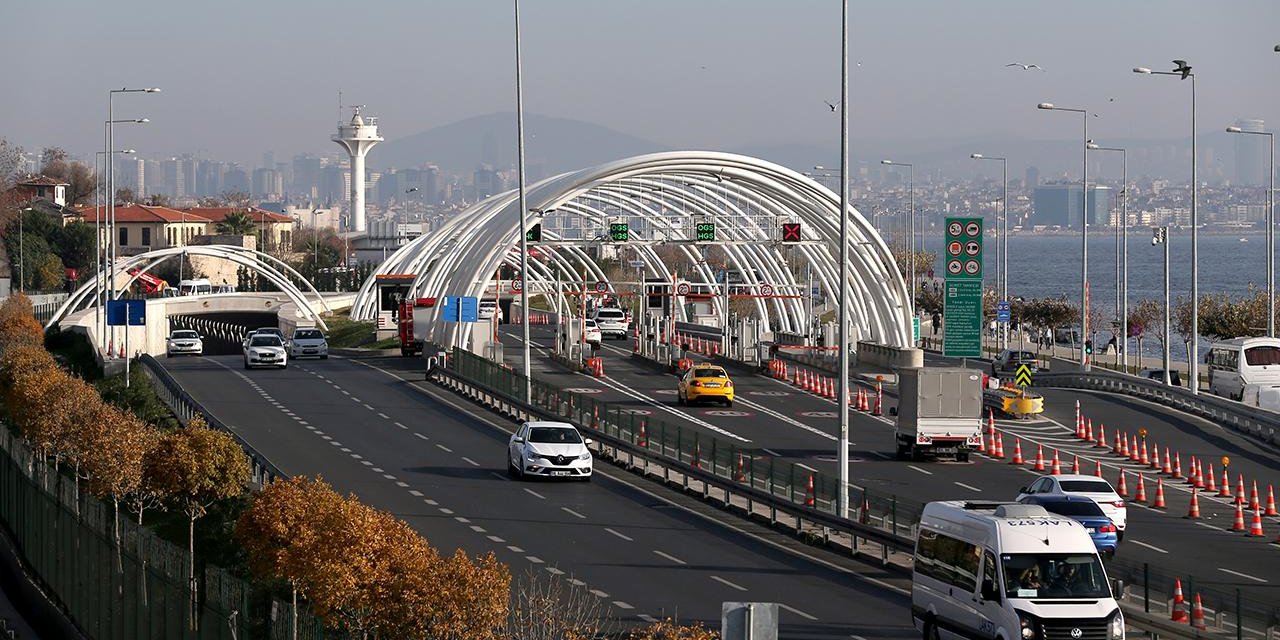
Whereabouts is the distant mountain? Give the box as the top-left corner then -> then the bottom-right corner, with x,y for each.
373,112 -> 671,175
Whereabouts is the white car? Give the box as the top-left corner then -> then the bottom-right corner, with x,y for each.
592,307 -> 629,339
507,421 -> 593,480
165,329 -> 204,357
290,328 -> 329,360
243,334 -> 288,369
1016,474 -> 1127,538
583,319 -> 602,348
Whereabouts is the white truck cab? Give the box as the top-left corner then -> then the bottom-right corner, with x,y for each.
913,501 -> 1123,640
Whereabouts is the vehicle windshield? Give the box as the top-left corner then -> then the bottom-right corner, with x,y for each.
596,310 -> 625,319
294,329 -> 324,340
1038,500 -> 1106,517
1059,480 -> 1114,493
1244,345 -> 1280,366
693,368 -> 727,378
585,320 -> 598,328
257,328 -> 283,336
528,427 -> 583,444
171,330 -> 199,339
250,336 -> 283,347
1002,553 -> 1110,599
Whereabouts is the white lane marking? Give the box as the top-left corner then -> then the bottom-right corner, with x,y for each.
414,433 -> 428,440
1219,568 -> 1268,583
762,448 -> 782,457
710,575 -> 748,591
329,441 -> 342,447
340,447 -> 351,453
424,499 -> 438,506
561,507 -> 586,519
461,456 -> 480,467
779,603 -> 818,621
487,535 -> 505,543
372,467 -> 384,473
409,490 -> 423,497
613,601 -> 634,610
507,545 -> 524,553
360,461 -> 372,466
604,528 -> 633,542
340,389 -> 350,395
954,482 -> 982,492
908,465 -> 934,476
378,412 -> 389,419
526,556 -> 544,564
735,395 -> 837,441
546,567 -> 565,576
436,444 -> 453,453
568,579 -> 587,587
363,403 -> 376,411
395,422 -> 408,429
470,525 -> 486,533
382,474 -> 396,480
524,488 -> 546,500
1131,540 -> 1167,554
439,508 -> 454,515
320,435 -> 332,440
589,589 -> 610,598
454,517 -> 470,523
654,550 -> 686,565
350,454 -> 363,459
639,614 -> 658,623
587,373 -> 750,442
395,481 -> 409,488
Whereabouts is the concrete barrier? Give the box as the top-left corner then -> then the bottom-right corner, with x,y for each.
857,341 -> 923,369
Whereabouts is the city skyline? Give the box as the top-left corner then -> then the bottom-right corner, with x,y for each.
3,0 -> 1278,172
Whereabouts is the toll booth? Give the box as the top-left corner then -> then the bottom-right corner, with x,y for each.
374,274 -> 416,332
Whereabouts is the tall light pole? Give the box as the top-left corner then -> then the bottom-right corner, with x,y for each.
836,0 -> 851,520
1227,126 -> 1274,337
1134,62 -> 1197,392
970,153 -> 1008,349
1152,226 -> 1172,385
106,87 -> 159,303
880,160 -> 915,314
1087,142 -> 1128,366
513,0 -> 532,403
95,148 -> 135,346
1038,103 -> 1090,369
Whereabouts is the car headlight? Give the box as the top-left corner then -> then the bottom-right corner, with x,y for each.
1109,612 -> 1124,640
578,452 -> 591,460
1017,613 -> 1038,640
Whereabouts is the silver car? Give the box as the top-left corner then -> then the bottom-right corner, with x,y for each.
507,421 -> 593,480
165,329 -> 203,357
243,334 -> 288,369
290,328 -> 329,360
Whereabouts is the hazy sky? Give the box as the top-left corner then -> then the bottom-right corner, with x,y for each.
6,0 -> 1279,167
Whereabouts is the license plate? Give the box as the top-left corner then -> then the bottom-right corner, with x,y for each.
304,349 -> 317,353
1086,528 -> 1096,533
551,470 -> 569,477
934,447 -> 958,454
703,382 -> 721,387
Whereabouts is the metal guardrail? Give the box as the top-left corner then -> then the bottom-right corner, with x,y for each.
1033,370 -> 1280,449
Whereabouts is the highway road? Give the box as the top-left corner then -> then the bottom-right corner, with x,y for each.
159,353 -> 916,639
503,324 -> 1280,614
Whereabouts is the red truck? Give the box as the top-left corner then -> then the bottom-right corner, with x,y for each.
127,268 -> 169,294
398,297 -> 438,356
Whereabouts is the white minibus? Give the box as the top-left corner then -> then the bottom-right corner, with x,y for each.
178,278 -> 213,296
1205,337 -> 1280,400
913,501 -> 1123,640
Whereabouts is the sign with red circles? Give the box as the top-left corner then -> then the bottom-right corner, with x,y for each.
760,284 -> 775,297
676,282 -> 691,296
948,241 -> 962,256
947,260 -> 963,274
965,241 -> 981,256
964,260 -> 981,275
948,222 -> 963,236
965,222 -> 981,237
510,280 -> 523,293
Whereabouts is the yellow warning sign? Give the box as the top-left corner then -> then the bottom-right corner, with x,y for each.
1014,364 -> 1033,387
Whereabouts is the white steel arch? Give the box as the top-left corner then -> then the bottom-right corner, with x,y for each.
354,151 -> 911,351
46,245 -> 333,330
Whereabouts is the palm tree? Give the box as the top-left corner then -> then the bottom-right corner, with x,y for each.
216,211 -> 257,235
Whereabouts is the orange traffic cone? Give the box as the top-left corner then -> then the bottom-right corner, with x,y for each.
976,430 -> 987,454
1190,594 -> 1207,630
1218,467 -> 1231,497
872,382 -> 883,416
637,420 -> 648,447
1087,417 -> 1096,443
1149,442 -> 1161,470
1134,474 -> 1147,503
1265,484 -> 1278,517
1140,440 -> 1150,466
1033,445 -> 1046,472
1205,463 -> 1217,493
1173,452 -> 1183,479
1152,478 -> 1167,508
1010,438 -> 1024,465
1129,435 -> 1140,462
1230,501 -> 1247,532
734,453 -> 746,482
1051,449 -> 1062,476
1187,457 -> 1199,486
1071,455 -> 1080,474
693,442 -> 701,469
994,433 -> 1005,459
804,473 -> 815,507
1116,470 -> 1128,497
1114,431 -> 1125,455
1095,423 -> 1108,448
1193,459 -> 1205,489
1250,480 -> 1261,512
1162,448 -> 1173,475
1095,460 -> 1103,478
1235,474 -> 1246,505
1186,488 -> 1201,519
1170,579 -> 1188,622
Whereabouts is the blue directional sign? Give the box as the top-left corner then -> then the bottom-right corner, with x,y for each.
106,299 -> 146,326
996,300 -> 1011,324
440,296 -> 479,323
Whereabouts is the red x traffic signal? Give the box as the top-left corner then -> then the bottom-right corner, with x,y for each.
781,222 -> 802,242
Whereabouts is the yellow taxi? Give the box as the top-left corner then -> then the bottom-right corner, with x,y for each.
677,364 -> 734,407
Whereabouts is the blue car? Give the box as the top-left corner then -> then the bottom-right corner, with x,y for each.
1018,495 -> 1119,555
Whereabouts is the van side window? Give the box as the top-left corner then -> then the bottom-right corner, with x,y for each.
914,530 -> 980,591
982,550 -> 1000,601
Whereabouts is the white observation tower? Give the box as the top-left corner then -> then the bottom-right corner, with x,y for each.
331,105 -> 383,233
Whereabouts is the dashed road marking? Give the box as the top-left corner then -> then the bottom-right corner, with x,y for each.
908,465 -> 934,476
382,474 -> 396,480
372,467 -> 384,473
454,517 -> 470,524
613,601 -> 634,610
568,578 -> 586,587
378,412 -> 390,419
470,525 -> 486,533
461,456 -> 480,467
1131,540 -> 1167,554
424,499 -> 438,506
954,482 -> 982,492
779,603 -> 818,621
526,556 -> 544,564
524,488 -> 546,500
546,567 -> 565,575
439,508 -> 453,515
508,545 -> 524,553
653,550 -> 686,565
409,490 -> 423,496
1219,568 -> 1267,583
395,481 -> 409,488
639,614 -> 658,623
589,589 -> 609,598
414,433 -> 428,440
710,576 -> 747,591
604,528 -> 633,542
487,535 -> 505,543
360,461 -> 372,466
394,422 -> 408,429
436,444 -> 453,453
561,507 -> 586,519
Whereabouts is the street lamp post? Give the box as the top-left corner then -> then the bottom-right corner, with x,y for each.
880,160 -> 915,314
1134,62 -> 1197,392
1037,102 -> 1090,369
105,86 -> 157,360
94,148 -> 135,345
1226,126 -> 1274,337
970,154 -> 1008,349
1152,227 -> 1172,385
836,0 -> 850,519
513,0 -> 532,403
1087,142 -> 1128,366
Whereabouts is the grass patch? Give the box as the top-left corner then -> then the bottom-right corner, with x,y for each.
368,336 -> 401,349
323,312 -> 376,348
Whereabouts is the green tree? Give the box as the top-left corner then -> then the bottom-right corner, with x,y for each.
52,221 -> 97,271
1128,299 -> 1163,368
216,210 -> 257,235
38,147 -> 96,205
114,186 -> 136,204
144,193 -> 174,208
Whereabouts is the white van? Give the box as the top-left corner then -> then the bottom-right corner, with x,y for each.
178,278 -> 213,296
913,501 -> 1123,640
1206,337 -> 1280,401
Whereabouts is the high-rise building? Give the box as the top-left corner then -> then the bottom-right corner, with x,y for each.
473,163 -> 502,200
252,168 -> 283,199
1024,166 -> 1040,188
1233,118 -> 1267,186
1031,184 -> 1112,228
162,157 -> 186,200
292,155 -> 324,200
223,165 -> 250,194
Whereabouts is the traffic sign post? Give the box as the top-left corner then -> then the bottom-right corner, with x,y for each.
1014,363 -> 1033,387
759,284 -> 775,297
996,300 -> 1011,324
943,217 -> 983,359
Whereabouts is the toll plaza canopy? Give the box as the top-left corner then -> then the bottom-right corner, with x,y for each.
352,151 -> 911,351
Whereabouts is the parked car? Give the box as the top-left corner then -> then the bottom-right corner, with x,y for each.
165,329 -> 204,357
1017,494 -> 1119,555
507,421 -> 593,480
243,334 -> 288,369
991,349 -> 1040,377
1138,368 -> 1182,387
1016,474 -> 1127,539
290,328 -> 329,359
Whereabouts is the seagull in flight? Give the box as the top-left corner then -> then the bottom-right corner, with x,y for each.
1006,62 -> 1045,71
1172,59 -> 1192,79
824,100 -> 840,112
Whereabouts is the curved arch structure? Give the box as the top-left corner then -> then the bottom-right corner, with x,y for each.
354,151 -> 910,351
45,245 -> 333,331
